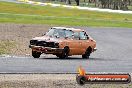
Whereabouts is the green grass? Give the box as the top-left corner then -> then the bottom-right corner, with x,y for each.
0,40 -> 15,55
0,1 -> 132,27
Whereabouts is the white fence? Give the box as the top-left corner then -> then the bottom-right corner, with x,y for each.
18,0 -> 132,14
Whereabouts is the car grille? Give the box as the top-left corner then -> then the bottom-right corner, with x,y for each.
30,40 -> 58,48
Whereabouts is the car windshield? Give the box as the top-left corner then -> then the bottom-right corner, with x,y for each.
46,28 -> 74,38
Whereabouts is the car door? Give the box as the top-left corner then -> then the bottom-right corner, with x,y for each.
79,31 -> 90,54
68,32 -> 82,55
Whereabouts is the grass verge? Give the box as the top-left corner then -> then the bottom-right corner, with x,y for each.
0,1 -> 132,27
0,40 -> 16,55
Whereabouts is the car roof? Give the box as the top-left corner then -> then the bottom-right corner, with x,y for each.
52,27 -> 84,32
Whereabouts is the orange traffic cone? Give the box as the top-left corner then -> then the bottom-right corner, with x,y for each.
78,66 -> 86,76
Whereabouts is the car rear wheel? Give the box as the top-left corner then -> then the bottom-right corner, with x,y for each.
58,47 -> 69,59
32,51 -> 41,58
82,47 -> 92,59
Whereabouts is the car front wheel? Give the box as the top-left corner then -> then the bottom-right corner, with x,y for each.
32,51 -> 41,58
58,47 -> 69,59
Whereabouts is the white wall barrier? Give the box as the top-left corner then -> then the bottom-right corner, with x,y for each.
17,0 -> 132,14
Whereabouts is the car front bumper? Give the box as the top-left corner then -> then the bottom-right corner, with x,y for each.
93,48 -> 97,52
29,45 -> 63,54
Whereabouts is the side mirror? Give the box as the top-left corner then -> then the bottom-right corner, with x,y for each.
54,34 -> 59,38
72,34 -> 75,38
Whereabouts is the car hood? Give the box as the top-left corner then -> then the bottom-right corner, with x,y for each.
32,36 -> 62,42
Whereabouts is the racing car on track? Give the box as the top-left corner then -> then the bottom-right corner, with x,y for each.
29,27 -> 97,59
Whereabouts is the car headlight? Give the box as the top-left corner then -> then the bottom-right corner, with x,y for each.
54,42 -> 59,48
30,40 -> 37,45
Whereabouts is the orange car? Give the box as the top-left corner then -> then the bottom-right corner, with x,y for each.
29,27 -> 97,59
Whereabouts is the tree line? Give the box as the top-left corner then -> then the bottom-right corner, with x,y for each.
62,0 -> 132,10
34,0 -> 132,10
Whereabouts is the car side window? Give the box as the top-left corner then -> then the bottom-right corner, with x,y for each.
74,32 -> 79,40
65,30 -> 74,38
80,32 -> 88,40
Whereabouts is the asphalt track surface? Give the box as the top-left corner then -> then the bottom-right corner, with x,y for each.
0,27 -> 132,73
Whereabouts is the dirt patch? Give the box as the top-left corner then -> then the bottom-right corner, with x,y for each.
0,23 -> 52,56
